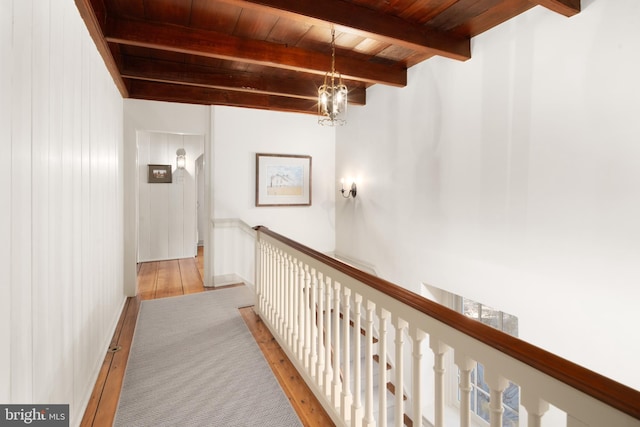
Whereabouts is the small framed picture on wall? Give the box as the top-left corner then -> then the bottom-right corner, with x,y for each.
148,164 -> 172,183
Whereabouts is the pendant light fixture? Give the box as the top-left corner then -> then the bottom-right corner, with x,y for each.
318,28 -> 347,126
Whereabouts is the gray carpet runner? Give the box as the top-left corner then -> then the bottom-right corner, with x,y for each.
114,287 -> 302,426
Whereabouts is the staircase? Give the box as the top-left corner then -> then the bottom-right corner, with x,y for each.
340,314 -> 416,427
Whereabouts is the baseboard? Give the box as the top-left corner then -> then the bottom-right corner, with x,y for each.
211,273 -> 246,288
74,295 -> 127,427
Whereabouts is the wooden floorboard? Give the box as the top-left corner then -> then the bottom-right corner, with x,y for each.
81,255 -> 331,426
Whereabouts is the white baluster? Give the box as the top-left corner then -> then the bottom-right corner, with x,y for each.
393,317 -> 407,427
318,277 -> 331,396
341,286 -> 353,421
316,272 -> 325,386
484,369 -> 508,427
363,300 -> 375,427
292,259 -> 300,359
286,255 -> 294,347
277,250 -> 284,335
283,253 -> 290,340
297,261 -> 305,361
411,327 -> 427,427
324,276 -> 333,396
332,280 -> 342,406
269,246 -> 276,324
430,338 -> 449,427
265,245 -> 273,322
303,265 -> 311,370
377,308 -> 389,427
352,293 -> 363,427
454,353 -> 475,427
522,391 -> 549,427
309,269 -> 318,376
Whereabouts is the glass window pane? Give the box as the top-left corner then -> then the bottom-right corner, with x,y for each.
463,300 -> 480,320
480,305 -> 499,329
471,386 -> 476,412
503,381 -> 520,411
503,312 -> 519,336
477,363 -> 489,393
477,390 -> 490,423
503,406 -> 519,427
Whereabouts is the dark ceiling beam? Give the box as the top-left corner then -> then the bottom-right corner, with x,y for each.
530,0 -> 580,17
106,18 -> 407,87
126,79 -> 321,115
216,0 -> 471,61
120,55 -> 366,105
74,0 -> 128,97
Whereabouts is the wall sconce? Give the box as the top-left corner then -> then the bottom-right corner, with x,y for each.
340,177 -> 357,199
176,148 -> 186,169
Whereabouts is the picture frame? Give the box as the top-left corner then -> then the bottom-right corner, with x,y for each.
148,164 -> 172,183
255,153 -> 312,207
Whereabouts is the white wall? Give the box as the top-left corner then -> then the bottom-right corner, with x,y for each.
138,132 -> 204,262
212,106 -> 336,253
336,0 -> 640,390
1,1 -> 125,424
124,100 -> 211,289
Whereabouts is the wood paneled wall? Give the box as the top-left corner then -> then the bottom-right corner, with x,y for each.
0,1 -> 125,425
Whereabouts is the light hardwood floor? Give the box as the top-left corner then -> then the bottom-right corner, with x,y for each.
80,247 -> 333,426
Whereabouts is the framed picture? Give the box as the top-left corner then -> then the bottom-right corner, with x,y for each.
256,153 -> 312,206
148,164 -> 172,183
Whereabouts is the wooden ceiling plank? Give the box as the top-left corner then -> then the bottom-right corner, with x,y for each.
120,55 -> 366,104
214,0 -> 471,60
126,79 -> 320,115
530,0 -> 580,17
450,0 -> 535,38
106,18 -> 407,86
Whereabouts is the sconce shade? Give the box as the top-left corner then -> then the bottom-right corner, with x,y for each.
176,148 -> 186,169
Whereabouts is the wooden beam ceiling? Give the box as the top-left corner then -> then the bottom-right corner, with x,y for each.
75,0 -> 582,115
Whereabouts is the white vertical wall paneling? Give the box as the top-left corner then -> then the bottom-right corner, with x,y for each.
137,132 -> 151,261
2,0 -> 126,423
79,25 -> 95,392
0,0 -> 13,404
10,0 -> 34,403
168,133 -> 184,259
149,134 -> 170,260
69,4 -> 84,409
61,2 -> 80,405
32,0 -> 52,404
49,0 -> 65,403
182,134 -> 201,256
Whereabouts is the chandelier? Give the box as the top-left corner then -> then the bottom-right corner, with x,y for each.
318,28 -> 347,126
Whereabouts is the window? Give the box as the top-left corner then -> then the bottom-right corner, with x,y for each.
456,297 -> 520,427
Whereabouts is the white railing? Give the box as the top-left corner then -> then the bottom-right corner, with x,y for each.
254,226 -> 640,427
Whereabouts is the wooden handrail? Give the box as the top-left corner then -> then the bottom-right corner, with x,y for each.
254,225 -> 640,420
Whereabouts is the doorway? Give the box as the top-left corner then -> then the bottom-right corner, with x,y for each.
137,131 -> 205,263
